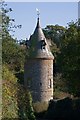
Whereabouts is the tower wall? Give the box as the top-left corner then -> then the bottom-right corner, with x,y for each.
24,59 -> 53,102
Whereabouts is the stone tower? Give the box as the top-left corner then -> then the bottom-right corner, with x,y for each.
24,16 -> 54,103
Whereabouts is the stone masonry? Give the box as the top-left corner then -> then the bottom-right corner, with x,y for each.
24,17 -> 54,102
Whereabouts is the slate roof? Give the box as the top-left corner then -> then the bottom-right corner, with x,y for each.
28,17 -> 54,59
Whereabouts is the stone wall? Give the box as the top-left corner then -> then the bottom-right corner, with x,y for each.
24,59 -> 53,102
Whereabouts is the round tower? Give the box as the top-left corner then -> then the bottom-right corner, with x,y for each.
24,16 -> 54,102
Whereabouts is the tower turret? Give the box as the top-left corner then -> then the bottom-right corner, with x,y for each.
28,17 -> 54,59
24,15 -> 54,102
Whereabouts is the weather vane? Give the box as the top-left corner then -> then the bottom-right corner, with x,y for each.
36,8 -> 40,18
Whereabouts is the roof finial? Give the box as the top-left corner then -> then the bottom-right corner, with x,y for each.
36,8 -> 40,18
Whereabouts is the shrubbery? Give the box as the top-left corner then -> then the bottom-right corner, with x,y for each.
33,102 -> 49,113
2,64 -> 18,118
2,64 -> 35,119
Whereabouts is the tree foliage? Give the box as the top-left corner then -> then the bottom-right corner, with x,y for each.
57,20 -> 80,96
0,0 -> 22,38
43,25 -> 66,47
2,37 -> 26,72
2,1 -> 35,119
43,21 -> 80,97
1,1 -> 26,72
2,64 -> 35,119
2,64 -> 18,118
2,1 -> 80,119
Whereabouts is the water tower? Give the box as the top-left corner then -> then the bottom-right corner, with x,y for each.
24,11 -> 54,102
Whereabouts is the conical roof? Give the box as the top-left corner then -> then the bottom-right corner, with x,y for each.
28,17 -> 54,59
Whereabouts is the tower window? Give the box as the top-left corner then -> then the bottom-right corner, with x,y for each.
48,79 -> 52,88
40,40 -> 46,49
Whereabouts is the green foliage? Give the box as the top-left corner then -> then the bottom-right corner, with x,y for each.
17,88 -> 35,120
57,20 -> 80,96
1,1 -> 25,73
50,41 -> 60,57
2,37 -> 26,72
2,64 -> 18,118
2,1 -> 80,119
2,64 -> 17,82
1,0 -> 22,38
33,102 -> 49,113
2,1 -> 35,119
26,91 -> 36,120
43,21 -> 80,97
43,25 -> 66,47
43,25 -> 66,59
2,58 -> 35,119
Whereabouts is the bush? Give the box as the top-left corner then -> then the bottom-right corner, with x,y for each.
2,64 -> 35,119
33,102 -> 49,113
45,98 -> 80,119
2,64 -> 18,118
33,102 -> 49,119
2,64 -> 17,82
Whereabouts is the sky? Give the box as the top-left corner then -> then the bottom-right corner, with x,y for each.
7,2 -> 78,40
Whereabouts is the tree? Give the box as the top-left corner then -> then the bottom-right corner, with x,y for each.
2,37 -> 26,72
0,0 -> 22,38
2,1 -> 35,119
1,1 -> 26,72
43,25 -> 66,47
57,20 -> 80,96
2,65 -> 35,119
